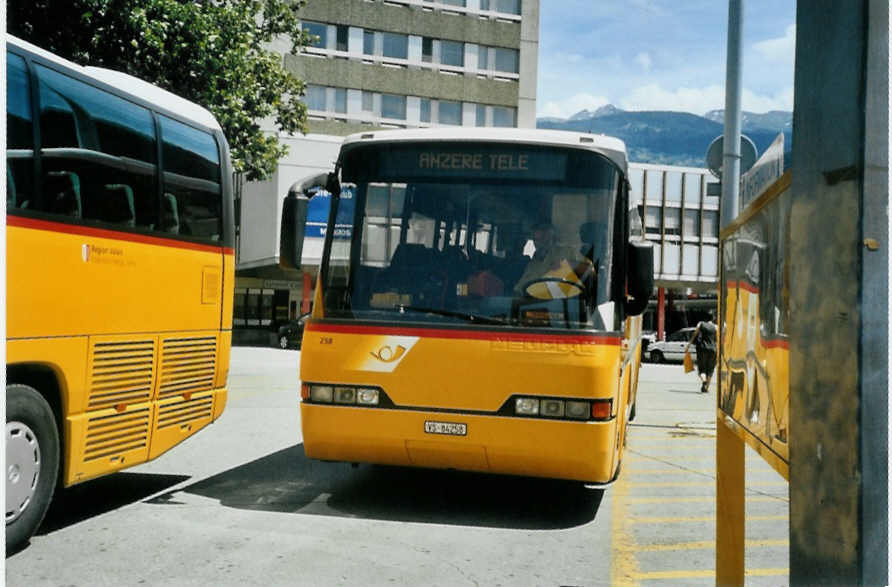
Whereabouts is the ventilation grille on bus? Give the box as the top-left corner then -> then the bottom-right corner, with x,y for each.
88,340 -> 156,410
158,336 -> 217,399
84,407 -> 151,462
157,396 -> 214,430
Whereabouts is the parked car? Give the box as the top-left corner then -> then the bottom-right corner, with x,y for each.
277,313 -> 310,349
645,327 -> 697,363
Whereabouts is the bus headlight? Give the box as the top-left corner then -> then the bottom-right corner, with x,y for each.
540,399 -> 565,418
334,387 -> 357,404
515,397 -> 540,415
309,385 -> 334,403
565,401 -> 590,420
356,388 -> 380,405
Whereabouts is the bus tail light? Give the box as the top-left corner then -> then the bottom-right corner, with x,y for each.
591,399 -> 613,420
301,384 -> 310,401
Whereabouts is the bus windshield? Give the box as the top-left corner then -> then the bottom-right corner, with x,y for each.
322,142 -> 623,330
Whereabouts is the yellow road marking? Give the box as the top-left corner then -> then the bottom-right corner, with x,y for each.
625,455 -> 762,463
625,467 -> 777,475
635,539 -> 788,552
625,495 -> 787,504
625,480 -> 786,488
629,514 -> 787,524
631,568 -> 788,580
611,469 -> 641,586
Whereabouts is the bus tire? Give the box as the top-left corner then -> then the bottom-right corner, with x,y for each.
629,400 -> 637,422
6,384 -> 60,554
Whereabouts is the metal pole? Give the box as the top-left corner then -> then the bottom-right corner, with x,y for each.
720,0 -> 743,229
716,2 -> 747,585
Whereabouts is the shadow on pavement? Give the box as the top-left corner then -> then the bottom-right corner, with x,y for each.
38,472 -> 190,535
154,444 -> 604,530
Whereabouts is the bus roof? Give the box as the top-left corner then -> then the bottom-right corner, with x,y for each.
340,127 -> 628,173
7,34 -> 222,132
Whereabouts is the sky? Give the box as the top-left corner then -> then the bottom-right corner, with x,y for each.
536,1 -> 797,119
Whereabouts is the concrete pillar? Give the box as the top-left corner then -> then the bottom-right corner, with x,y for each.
302,273 -> 313,314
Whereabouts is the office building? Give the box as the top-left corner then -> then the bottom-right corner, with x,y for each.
234,0 -> 540,344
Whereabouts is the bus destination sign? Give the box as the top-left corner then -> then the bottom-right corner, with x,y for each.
377,147 -> 568,181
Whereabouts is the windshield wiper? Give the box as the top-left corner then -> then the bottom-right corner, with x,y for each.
396,305 -> 508,326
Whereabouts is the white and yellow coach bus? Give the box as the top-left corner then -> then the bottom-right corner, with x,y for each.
290,128 -> 653,486
6,36 -> 235,550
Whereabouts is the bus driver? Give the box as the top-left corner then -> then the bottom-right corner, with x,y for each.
514,222 -> 588,299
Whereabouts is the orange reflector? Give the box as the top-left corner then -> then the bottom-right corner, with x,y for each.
301,384 -> 310,401
591,401 -> 611,420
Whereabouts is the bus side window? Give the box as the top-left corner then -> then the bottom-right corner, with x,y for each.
6,52 -> 35,210
159,115 -> 222,242
161,193 -> 180,234
35,64 -> 158,230
46,171 -> 82,218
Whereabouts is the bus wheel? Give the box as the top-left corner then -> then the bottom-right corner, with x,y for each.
6,384 -> 60,554
629,401 -> 637,422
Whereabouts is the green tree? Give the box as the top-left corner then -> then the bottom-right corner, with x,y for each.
8,0 -> 312,181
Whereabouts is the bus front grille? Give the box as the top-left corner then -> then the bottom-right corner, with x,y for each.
84,407 -> 151,462
158,336 -> 217,399
88,339 -> 156,410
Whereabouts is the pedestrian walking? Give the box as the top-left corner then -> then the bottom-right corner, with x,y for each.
686,313 -> 718,393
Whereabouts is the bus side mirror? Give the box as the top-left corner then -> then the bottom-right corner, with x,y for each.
280,191 -> 308,269
280,171 -> 339,269
625,239 -> 654,316
325,171 -> 341,197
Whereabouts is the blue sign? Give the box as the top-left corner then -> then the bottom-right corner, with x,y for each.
306,187 -> 355,239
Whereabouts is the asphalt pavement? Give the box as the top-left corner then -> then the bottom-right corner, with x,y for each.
5,348 -> 789,586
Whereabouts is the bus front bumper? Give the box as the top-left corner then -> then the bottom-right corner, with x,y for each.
300,403 -> 620,484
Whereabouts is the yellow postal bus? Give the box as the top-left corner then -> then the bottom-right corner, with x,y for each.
290,128 -> 652,485
6,36 -> 234,550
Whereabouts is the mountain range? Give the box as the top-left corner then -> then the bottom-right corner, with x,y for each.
537,105 -> 792,168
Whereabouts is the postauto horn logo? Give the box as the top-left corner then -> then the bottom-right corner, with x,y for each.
355,336 -> 419,372
370,345 -> 407,363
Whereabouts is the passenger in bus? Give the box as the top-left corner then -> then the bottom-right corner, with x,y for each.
493,229 -> 530,289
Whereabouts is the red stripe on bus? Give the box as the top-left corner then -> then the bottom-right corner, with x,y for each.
306,322 -> 622,345
8,215 -> 230,254
762,337 -> 790,350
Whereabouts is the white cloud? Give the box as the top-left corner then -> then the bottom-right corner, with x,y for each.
539,93 -> 611,119
754,24 -> 796,63
620,84 -> 726,114
635,52 -> 652,72
619,83 -> 794,115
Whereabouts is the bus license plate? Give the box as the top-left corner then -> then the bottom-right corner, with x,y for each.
424,421 -> 467,436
